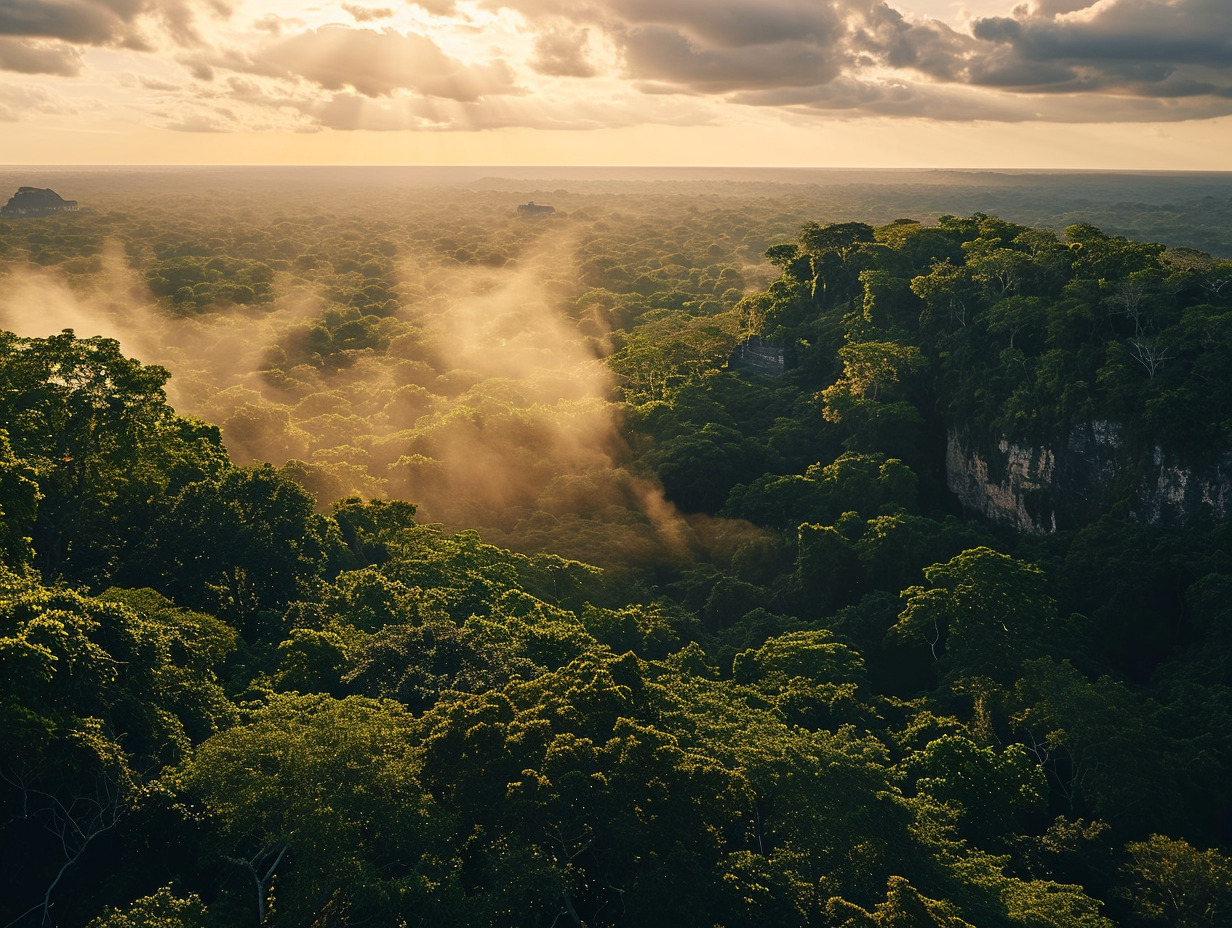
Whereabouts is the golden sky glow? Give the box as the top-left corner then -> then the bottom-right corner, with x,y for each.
0,0 -> 1229,167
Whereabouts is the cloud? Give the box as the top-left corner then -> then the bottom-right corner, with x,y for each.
8,0 -> 1221,133
0,81 -> 66,119
164,111 -> 230,131
622,27 -> 843,93
409,0 -> 459,14
138,74 -> 179,90
0,0 -> 136,45
531,26 -> 596,77
306,91 -> 430,130
486,0 -> 908,96
1024,0 -> 1101,15
963,0 -> 1232,101
251,13 -> 303,35
734,71 -> 1232,122
252,25 -> 521,100
583,0 -> 844,47
341,4 -> 395,22
480,0 -> 1232,121
0,0 -> 231,49
0,37 -> 82,75
491,0 -> 854,93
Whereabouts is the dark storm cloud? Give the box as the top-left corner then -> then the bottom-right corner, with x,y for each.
489,0 -> 853,92
604,0 -> 845,47
969,0 -> 1232,96
487,0 -> 955,97
1028,0 -> 1100,14
0,37 -> 82,74
621,25 -> 841,92
488,0 -> 1232,119
0,0 -> 132,44
0,0 -> 230,48
849,4 -> 971,81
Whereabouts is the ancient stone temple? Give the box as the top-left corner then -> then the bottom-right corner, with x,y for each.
0,187 -> 79,218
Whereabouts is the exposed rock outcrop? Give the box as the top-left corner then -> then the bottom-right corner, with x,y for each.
946,424 -> 1232,532
0,186 -> 78,218
947,431 -> 1059,533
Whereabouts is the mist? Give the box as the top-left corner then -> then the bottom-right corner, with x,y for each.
9,165 -> 1230,568
0,196 -> 763,569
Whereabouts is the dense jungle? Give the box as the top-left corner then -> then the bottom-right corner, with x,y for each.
3,167 -> 1232,927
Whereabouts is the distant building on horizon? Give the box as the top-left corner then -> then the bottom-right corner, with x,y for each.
517,201 -> 555,216
1,186 -> 79,218
730,337 -> 788,376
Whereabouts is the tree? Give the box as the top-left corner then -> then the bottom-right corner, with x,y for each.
651,422 -> 764,513
0,430 -> 39,565
154,465 -> 340,634
892,547 -> 1068,682
1065,223 -> 1164,281
901,734 -> 1046,849
733,628 -> 866,686
965,244 -> 1031,297
330,497 -> 419,568
85,887 -> 218,928
1123,835 -> 1232,928
608,310 -> 741,403
912,259 -> 979,330
859,269 -> 920,331
1011,658 -> 1183,832
798,222 -> 876,260
827,876 -> 977,927
176,694 -> 446,927
0,572 -> 236,928
985,296 -> 1046,352
821,340 -> 923,418
819,342 -> 924,458
0,330 -> 228,582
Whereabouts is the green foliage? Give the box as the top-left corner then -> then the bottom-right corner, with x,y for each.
901,734 -> 1046,849
0,430 -> 39,564
7,193 -> 1232,927
175,693 -> 447,926
893,548 -> 1069,683
0,570 -> 236,926
650,421 -> 764,512
725,452 -> 918,534
153,464 -> 340,631
1123,835 -> 1232,928
1011,658 -> 1185,833
827,875 -> 977,927
733,628 -> 866,686
147,254 -> 274,309
86,888 -> 218,928
0,330 -> 229,583
609,309 -> 742,403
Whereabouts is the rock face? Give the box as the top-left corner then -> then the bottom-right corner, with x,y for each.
0,187 -> 78,218
947,431 -> 1059,534
946,423 -> 1232,532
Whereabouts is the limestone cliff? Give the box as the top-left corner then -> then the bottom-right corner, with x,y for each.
946,423 -> 1232,532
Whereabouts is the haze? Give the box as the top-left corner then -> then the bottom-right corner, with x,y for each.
2,165 -> 1231,568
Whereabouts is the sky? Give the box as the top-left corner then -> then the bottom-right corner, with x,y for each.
0,0 -> 1229,168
